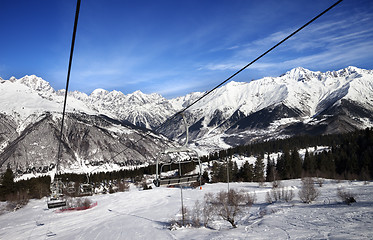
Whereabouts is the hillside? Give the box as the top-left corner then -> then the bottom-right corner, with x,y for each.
1,67 -> 373,176
0,180 -> 372,239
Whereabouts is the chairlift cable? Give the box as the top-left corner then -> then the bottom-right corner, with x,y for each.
110,0 -> 343,160
176,0 -> 344,116
47,0 -> 81,209
56,0 -> 81,174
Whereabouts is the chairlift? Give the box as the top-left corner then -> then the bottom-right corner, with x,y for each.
153,114 -> 202,187
79,173 -> 93,196
79,183 -> 93,196
47,178 -> 67,209
66,181 -> 76,195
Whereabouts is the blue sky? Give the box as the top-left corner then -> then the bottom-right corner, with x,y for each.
1,0 -> 373,98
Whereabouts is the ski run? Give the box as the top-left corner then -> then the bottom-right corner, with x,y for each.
1,179 -> 372,240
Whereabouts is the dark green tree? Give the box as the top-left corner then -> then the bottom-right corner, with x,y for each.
266,155 -> 276,182
201,170 -> 210,184
303,150 -> 316,176
277,150 -> 291,179
232,161 -> 239,182
253,157 -> 265,182
2,166 -> 15,194
290,149 -> 302,179
239,161 -> 253,182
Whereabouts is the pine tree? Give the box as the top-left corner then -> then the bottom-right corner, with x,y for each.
211,162 -> 220,183
277,150 -> 291,179
202,170 -> 210,184
232,161 -> 239,182
283,150 -> 292,179
290,149 -> 302,179
1,166 -> 15,199
239,161 -> 253,182
303,150 -> 316,176
253,157 -> 265,182
266,155 -> 276,182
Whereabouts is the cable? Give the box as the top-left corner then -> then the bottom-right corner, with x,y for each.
175,0 -> 344,116
110,0 -> 343,160
56,0 -> 81,174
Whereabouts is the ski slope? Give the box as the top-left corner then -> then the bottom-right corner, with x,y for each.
0,180 -> 372,239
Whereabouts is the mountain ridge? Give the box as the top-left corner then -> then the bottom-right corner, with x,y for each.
1,66 -> 373,176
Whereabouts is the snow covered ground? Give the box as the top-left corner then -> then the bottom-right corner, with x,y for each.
1,179 -> 372,240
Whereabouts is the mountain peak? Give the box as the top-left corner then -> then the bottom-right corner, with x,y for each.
127,90 -> 149,103
284,67 -> 313,81
130,90 -> 147,97
90,88 -> 109,97
226,80 -> 245,88
17,75 -> 55,93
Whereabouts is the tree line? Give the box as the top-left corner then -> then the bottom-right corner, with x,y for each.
1,128 -> 372,201
0,160 -> 198,201
205,128 -> 373,182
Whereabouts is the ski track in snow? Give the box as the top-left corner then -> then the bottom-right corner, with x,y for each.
0,180 -> 373,240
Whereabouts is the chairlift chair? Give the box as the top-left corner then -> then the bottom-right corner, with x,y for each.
153,114 -> 202,187
66,181 -> 76,195
79,183 -> 93,196
47,178 -> 67,209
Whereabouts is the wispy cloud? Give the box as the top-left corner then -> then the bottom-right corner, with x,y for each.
199,10 -> 373,76
252,31 -> 292,47
247,39 -> 373,74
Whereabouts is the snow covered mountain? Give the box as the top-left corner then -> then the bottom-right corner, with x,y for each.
0,76 -> 176,176
162,66 -> 373,148
1,66 -> 373,175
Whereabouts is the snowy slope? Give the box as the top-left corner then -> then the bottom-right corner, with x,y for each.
176,66 -> 373,127
1,67 -> 372,135
84,89 -> 176,129
1,67 -> 373,172
0,75 -> 97,125
2,67 -> 372,128
0,180 -> 372,239
0,76 -> 177,175
172,66 -> 373,148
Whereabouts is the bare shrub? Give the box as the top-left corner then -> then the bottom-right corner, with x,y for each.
298,178 -> 319,204
265,192 -> 273,204
272,180 -> 282,189
169,218 -> 181,230
180,206 -> 189,226
282,188 -> 294,202
244,191 -> 256,206
337,188 -> 356,205
75,198 -> 92,208
190,200 -> 202,227
169,205 -> 191,228
212,189 -> 245,228
202,192 -> 215,228
239,189 -> 255,204
82,198 -> 92,208
118,181 -> 130,192
271,189 -> 280,202
265,187 -> 294,204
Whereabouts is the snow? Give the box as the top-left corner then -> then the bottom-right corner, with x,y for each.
0,75 -> 97,123
298,146 -> 330,159
1,180 -> 372,239
14,162 -> 151,182
1,66 -> 372,145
